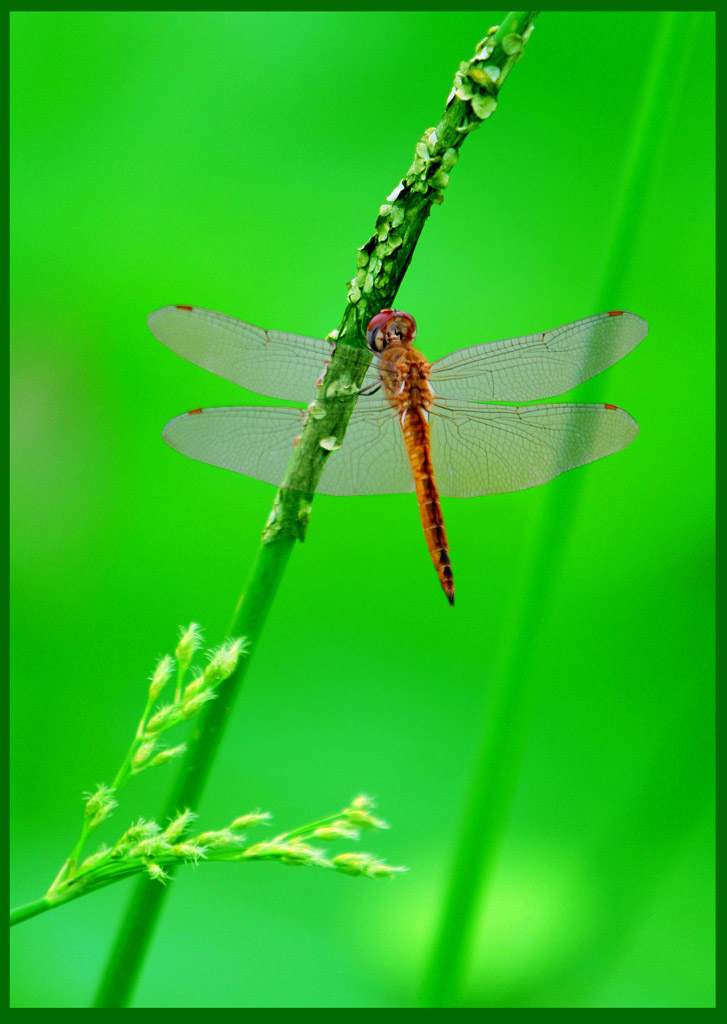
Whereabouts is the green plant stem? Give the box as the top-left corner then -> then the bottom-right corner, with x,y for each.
49,697 -> 156,893
87,12 -> 537,1007
109,694 -> 155,792
9,898 -> 54,927
419,12 -> 675,1008
64,821 -> 92,881
93,538 -> 294,1007
14,874 -> 137,927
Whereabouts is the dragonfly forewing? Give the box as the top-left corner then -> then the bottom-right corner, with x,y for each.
429,310 -> 647,402
149,305 -> 376,403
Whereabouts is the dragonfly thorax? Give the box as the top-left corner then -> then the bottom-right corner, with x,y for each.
378,347 -> 434,410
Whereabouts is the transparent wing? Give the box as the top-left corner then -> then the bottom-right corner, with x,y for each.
163,406 -> 307,487
430,311 -> 647,401
149,305 -> 377,402
429,400 -> 639,497
162,398 -> 638,499
161,401 -> 414,496
319,403 -> 414,496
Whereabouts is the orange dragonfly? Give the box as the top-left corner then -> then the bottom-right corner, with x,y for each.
149,305 -> 647,605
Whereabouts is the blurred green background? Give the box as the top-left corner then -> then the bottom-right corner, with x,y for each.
10,11 -> 714,1009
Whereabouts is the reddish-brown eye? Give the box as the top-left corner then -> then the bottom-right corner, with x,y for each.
366,309 -> 394,352
397,312 -> 417,339
365,308 -> 417,352
366,310 -> 393,333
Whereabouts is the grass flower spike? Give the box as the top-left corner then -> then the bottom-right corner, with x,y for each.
10,628 -> 403,929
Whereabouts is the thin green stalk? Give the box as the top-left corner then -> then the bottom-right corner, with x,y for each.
9,898 -> 54,928
14,874 -> 141,927
48,672 -> 167,894
420,12 -> 677,1008
92,13 -> 538,1008
63,822 -> 91,882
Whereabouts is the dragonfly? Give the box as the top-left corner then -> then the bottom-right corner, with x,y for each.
149,305 -> 647,605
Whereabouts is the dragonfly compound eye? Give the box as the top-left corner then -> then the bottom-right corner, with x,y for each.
366,309 -> 393,352
366,309 -> 417,351
395,311 -> 417,342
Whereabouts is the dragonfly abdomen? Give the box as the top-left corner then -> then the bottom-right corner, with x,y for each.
401,407 -> 455,606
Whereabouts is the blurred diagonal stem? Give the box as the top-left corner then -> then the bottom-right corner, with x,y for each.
94,11 -> 538,1008
419,12 -> 676,1008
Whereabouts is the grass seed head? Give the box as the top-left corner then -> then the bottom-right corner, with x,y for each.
146,863 -> 170,884
331,853 -> 405,879
314,822 -> 360,841
173,842 -> 206,863
204,637 -> 248,686
331,852 -> 374,876
277,842 -> 322,866
149,744 -> 187,768
230,811 -> 272,832
343,796 -> 390,830
149,655 -> 175,701
164,808 -> 197,842
145,704 -> 182,734
132,740 -> 157,769
83,785 -> 117,827
196,828 -> 240,848
181,690 -> 216,720
175,623 -> 204,672
183,674 -> 207,701
79,846 -> 111,871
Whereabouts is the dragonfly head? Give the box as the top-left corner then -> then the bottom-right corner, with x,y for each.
366,309 -> 417,353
